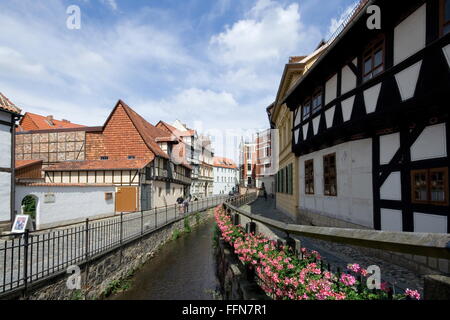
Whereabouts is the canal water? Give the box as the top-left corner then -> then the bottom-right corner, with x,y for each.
111,218 -> 220,300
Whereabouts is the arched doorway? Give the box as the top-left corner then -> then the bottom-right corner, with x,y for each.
21,195 -> 38,229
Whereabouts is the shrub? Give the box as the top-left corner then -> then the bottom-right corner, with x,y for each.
214,205 -> 420,301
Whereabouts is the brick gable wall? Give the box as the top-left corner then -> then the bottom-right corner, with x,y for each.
86,105 -> 155,161
19,114 -> 39,131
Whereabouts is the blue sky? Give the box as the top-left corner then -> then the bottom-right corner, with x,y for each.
0,0 -> 357,160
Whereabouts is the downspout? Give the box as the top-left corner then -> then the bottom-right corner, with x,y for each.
10,114 -> 20,224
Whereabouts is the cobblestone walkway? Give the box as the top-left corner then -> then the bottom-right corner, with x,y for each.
241,198 -> 424,295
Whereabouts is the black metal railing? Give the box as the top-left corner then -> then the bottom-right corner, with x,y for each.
223,194 -> 450,298
0,195 -> 229,297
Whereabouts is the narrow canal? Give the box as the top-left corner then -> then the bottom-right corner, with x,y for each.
111,218 -> 220,300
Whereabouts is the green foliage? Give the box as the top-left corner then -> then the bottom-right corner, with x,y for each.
70,290 -> 84,300
103,278 -> 131,298
195,212 -> 201,225
21,195 -> 37,220
172,229 -> 181,240
184,216 -> 191,233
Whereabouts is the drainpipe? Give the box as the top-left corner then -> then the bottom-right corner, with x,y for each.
10,114 -> 20,224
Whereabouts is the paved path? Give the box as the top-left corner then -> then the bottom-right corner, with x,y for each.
241,198 -> 424,295
0,196 -> 227,296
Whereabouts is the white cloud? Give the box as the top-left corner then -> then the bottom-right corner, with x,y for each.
100,0 -> 118,11
209,0 -> 320,66
327,1 -> 358,38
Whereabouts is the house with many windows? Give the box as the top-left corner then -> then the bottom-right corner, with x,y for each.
269,45 -> 327,219
213,157 -> 238,195
156,120 -> 214,198
283,0 -> 450,233
0,93 -> 21,232
15,100 -> 192,229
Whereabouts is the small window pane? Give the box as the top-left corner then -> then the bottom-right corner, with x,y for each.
413,172 -> 428,201
374,49 -> 383,67
430,171 -> 445,202
364,58 -> 372,74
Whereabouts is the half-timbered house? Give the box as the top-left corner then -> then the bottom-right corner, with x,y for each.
284,0 -> 450,233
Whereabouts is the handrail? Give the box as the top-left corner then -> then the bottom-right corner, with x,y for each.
224,199 -> 450,260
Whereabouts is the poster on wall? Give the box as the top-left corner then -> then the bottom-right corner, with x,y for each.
11,215 -> 34,233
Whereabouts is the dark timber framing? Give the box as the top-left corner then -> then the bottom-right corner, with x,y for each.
284,0 -> 450,233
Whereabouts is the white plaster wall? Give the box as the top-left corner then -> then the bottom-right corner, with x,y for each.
380,209 -> 403,232
414,212 -> 447,234
213,167 -> 238,195
325,74 -> 338,105
380,172 -> 402,201
15,185 -> 115,228
298,138 -> 374,228
153,181 -> 185,208
0,172 -> 11,222
411,123 -> 447,161
380,132 -> 400,165
393,4 -> 426,65
341,65 -> 357,95
0,123 -> 11,168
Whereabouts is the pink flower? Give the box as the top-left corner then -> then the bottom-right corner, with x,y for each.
340,274 -> 356,286
347,264 -> 361,273
405,289 -> 420,300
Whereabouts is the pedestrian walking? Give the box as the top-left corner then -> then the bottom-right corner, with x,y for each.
177,196 -> 184,214
183,198 -> 189,213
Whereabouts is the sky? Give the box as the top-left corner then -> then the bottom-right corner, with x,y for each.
0,0 -> 357,162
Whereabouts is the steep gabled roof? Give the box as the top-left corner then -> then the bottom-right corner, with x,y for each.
104,100 -> 171,159
156,120 -> 196,137
213,157 -> 237,169
44,159 -> 150,171
0,92 -> 21,115
18,112 -> 85,131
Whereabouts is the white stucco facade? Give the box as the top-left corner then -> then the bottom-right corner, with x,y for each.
298,139 -> 374,228
15,185 -> 116,229
213,166 -> 238,195
0,110 -> 12,223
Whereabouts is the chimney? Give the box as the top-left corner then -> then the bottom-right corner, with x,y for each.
46,115 -> 54,125
62,119 -> 70,123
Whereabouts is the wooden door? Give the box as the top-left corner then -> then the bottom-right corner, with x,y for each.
115,186 -> 138,212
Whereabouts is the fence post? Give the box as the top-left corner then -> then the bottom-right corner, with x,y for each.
141,210 -> 144,236
154,207 -> 157,229
120,212 -> 124,244
166,205 -> 168,223
85,218 -> 89,261
23,230 -> 29,293
84,218 -> 90,287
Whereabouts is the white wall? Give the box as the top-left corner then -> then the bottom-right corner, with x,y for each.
393,4 -> 426,65
298,139 -> 374,228
213,167 -> 238,195
15,185 -> 116,229
0,172 -> 11,222
153,180 -> 185,207
0,123 -> 11,168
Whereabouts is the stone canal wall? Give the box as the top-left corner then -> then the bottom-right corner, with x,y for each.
9,209 -> 213,300
215,239 -> 269,300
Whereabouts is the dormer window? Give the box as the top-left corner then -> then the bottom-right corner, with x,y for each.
128,156 -> 136,160
100,156 -> 109,160
363,38 -> 385,82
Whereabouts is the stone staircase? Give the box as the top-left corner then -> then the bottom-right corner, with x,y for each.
0,221 -> 11,235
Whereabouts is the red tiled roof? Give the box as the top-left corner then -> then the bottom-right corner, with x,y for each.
17,182 -> 114,187
213,157 -> 237,169
44,159 -> 150,171
117,101 -> 172,159
0,92 -> 21,114
15,159 -> 43,170
157,121 -> 196,138
17,112 -> 85,131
